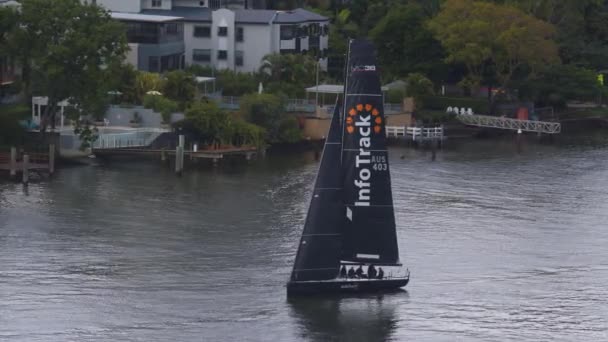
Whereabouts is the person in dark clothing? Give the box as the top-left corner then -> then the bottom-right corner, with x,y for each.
355,265 -> 365,278
377,267 -> 384,279
367,264 -> 377,279
347,267 -> 356,278
340,265 -> 347,278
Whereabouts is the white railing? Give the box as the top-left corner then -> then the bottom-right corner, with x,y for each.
92,128 -> 169,149
386,126 -> 406,137
408,127 -> 443,141
456,113 -> 561,134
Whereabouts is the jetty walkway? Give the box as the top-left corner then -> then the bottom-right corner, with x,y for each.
450,108 -> 561,134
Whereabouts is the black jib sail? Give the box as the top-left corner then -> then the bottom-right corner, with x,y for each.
290,100 -> 344,281
340,39 -> 400,265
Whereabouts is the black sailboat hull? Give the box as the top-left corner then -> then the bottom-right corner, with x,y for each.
287,277 -> 409,296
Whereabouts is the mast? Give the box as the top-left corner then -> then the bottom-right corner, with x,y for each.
339,39 -> 400,266
290,99 -> 344,281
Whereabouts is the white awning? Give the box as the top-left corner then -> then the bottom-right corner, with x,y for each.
195,76 -> 216,84
306,84 -> 389,94
111,12 -> 183,23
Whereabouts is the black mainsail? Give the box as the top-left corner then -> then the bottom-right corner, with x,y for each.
290,101 -> 344,281
288,39 -> 407,295
340,39 -> 400,266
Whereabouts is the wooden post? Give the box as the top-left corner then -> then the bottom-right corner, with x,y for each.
175,146 -> 183,176
22,154 -> 29,184
161,149 -> 167,163
49,144 -> 55,175
516,129 -> 523,154
9,147 -> 16,178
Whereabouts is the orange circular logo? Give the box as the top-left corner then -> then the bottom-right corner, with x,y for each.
345,103 -> 383,135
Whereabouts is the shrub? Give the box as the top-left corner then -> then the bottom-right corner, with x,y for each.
419,95 -> 490,114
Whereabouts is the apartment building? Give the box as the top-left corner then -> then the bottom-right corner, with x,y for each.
96,0 -> 328,72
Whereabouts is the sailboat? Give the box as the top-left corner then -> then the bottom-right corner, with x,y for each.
287,39 -> 410,295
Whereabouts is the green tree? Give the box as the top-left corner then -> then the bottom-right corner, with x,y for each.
184,101 -> 231,147
135,71 -> 164,104
163,70 -> 196,109
216,69 -> 258,97
370,4 -> 447,82
106,62 -> 138,104
259,53 -> 318,97
519,65 -> 601,108
405,73 -> 435,108
240,93 -> 301,143
10,0 -> 127,131
428,0 -> 559,92
143,95 -> 178,124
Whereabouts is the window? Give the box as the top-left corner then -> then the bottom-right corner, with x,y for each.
235,50 -> 244,66
193,26 -> 211,38
151,0 -> 162,8
149,56 -> 159,72
280,25 -> 295,40
236,27 -> 244,42
218,26 -> 228,37
217,50 -> 228,60
309,35 -> 320,49
166,23 -> 178,35
199,0 -> 205,5
192,49 -> 211,62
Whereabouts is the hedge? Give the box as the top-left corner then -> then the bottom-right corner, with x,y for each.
419,95 -> 490,114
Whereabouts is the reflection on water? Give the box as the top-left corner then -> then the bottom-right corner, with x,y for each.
1,137 -> 608,341
289,294 -> 401,342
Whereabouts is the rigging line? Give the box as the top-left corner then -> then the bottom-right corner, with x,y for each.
340,39 -> 352,166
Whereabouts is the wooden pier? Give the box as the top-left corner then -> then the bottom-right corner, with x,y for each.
0,145 -> 55,183
93,146 -> 258,160
93,143 -> 258,175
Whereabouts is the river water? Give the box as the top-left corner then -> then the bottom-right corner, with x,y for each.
1,136 -> 608,341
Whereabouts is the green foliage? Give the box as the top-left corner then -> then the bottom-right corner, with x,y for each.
229,119 -> 266,148
163,70 -> 196,109
0,105 -> 27,147
240,93 -> 300,143
185,64 -> 214,77
135,71 -> 164,104
216,69 -> 258,97
277,116 -> 302,144
259,53 -> 318,98
185,101 -> 231,146
143,95 -> 178,124
73,121 -> 99,151
519,65 -> 601,108
386,88 -> 406,104
370,5 -> 447,82
10,0 -> 127,131
106,62 -> 138,104
428,0 -> 560,91
406,73 -> 435,98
